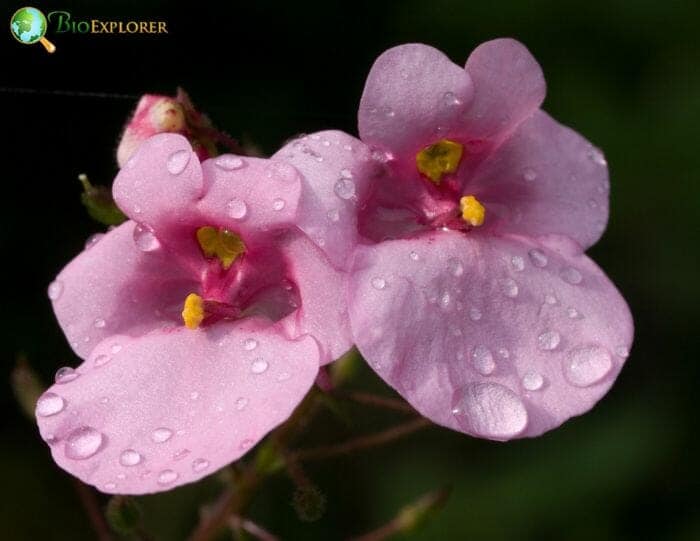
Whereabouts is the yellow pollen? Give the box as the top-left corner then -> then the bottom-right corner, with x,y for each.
196,226 -> 246,269
460,195 -> 486,227
182,293 -> 205,329
416,139 -> 464,184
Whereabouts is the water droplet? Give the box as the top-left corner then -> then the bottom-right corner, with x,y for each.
173,449 -> 190,461
272,198 -> 286,211
133,223 -> 161,252
567,307 -> 583,319
119,449 -> 142,466
528,249 -> 548,267
48,280 -> 64,300
251,358 -> 269,374
55,367 -> 79,384
409,251 -> 419,261
334,178 -> 356,200
522,167 -> 537,181
447,257 -> 464,277
104,482 -> 117,491
340,168 -> 353,179
371,277 -> 386,290
439,291 -> 451,309
472,345 -> 495,375
522,372 -> 544,391
469,307 -> 482,321
240,339 -> 257,352
167,150 -> 191,175
538,330 -> 561,351
442,91 -> 462,107
84,233 -> 104,250
189,391 -> 199,400
451,383 -> 528,439
157,469 -> 179,485
192,458 -> 210,472
65,427 -> 105,460
564,345 -> 613,387
500,278 -> 519,298
544,294 -> 558,305
215,155 -> 246,170
36,392 -> 66,417
110,344 -> 122,354
277,372 -> 291,382
235,397 -> 248,411
327,208 -> 340,222
511,255 -> 525,271
615,345 -> 629,358
151,427 -> 173,443
226,198 -> 248,220
498,348 -> 510,359
93,354 -> 111,367
588,198 -> 599,209
239,439 -> 254,451
560,267 -> 583,285
587,148 -> 607,166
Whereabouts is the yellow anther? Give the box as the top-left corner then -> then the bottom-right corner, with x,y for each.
416,139 -> 464,184
460,195 -> 486,227
196,226 -> 246,270
182,293 -> 205,329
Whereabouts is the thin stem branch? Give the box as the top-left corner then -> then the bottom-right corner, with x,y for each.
288,417 -> 431,463
335,390 -> 415,414
229,515 -> 279,541
72,480 -> 114,541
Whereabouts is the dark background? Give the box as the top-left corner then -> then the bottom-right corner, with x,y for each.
2,0 -> 699,539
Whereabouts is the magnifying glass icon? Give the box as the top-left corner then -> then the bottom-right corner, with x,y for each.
10,7 -> 56,53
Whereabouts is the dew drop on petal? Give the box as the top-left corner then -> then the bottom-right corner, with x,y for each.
500,278 -> 519,298
442,91 -> 462,107
472,345 -> 495,375
64,427 -> 105,460
239,439 -> 254,451
371,277 -> 386,290
327,208 -> 340,222
334,178 -> 356,200
538,330 -> 561,351
251,359 -> 269,374
528,249 -> 548,267
511,255 -> 525,271
447,257 -> 464,277
166,150 -> 191,175
84,233 -> 104,250
522,167 -> 537,181
192,458 -> 210,472
226,199 -> 248,220
587,148 -> 607,166
409,251 -> 419,261
93,318 -> 106,329
173,449 -> 190,461
469,307 -> 482,321
235,397 -> 248,411
104,482 -> 117,491
157,469 -> 179,485
119,449 -> 142,467
93,354 -> 111,367
544,294 -> 558,305
615,345 -> 630,358
522,372 -> 544,391
451,383 -> 528,439
242,338 -> 258,351
151,427 -> 173,443
48,280 -> 64,301
560,267 -> 583,285
55,367 -> 79,384
564,345 -> 613,387
567,307 -> 583,319
272,198 -> 286,211
215,155 -> 246,171
133,223 -> 161,252
111,344 -> 122,354
36,392 -> 66,417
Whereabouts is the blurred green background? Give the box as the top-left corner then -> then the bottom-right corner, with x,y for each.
1,0 -> 698,539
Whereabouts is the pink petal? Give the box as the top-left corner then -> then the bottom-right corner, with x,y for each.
49,222 -> 199,359
273,131 -> 375,269
468,110 -> 609,250
464,38 -> 546,140
36,319 -> 320,494
279,232 -> 353,364
348,231 -> 633,440
358,44 -> 474,158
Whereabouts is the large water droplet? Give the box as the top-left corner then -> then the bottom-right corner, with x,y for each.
272,198 -> 286,211
215,155 -> 246,171
560,267 -> 583,285
166,150 -> 191,175
157,469 -> 179,485
65,426 -> 105,460
522,372 -> 544,391
528,249 -> 548,267
55,367 -> 79,384
36,392 -> 66,417
133,223 -> 161,252
151,427 -> 173,443
564,345 -> 613,387
451,383 -> 528,439
447,257 -> 464,277
242,338 -> 258,351
500,278 -> 519,298
226,198 -> 248,220
472,345 -> 495,375
371,277 -> 386,290
538,330 -> 561,351
334,178 -> 356,200
250,358 -> 269,374
192,458 -> 210,472
48,280 -> 64,301
119,449 -> 143,466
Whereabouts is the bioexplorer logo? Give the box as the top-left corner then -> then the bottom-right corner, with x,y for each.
10,6 -> 168,53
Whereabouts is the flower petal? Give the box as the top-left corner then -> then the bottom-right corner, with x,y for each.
358,44 -> 474,158
50,222 -> 199,359
274,131 -> 375,269
348,231 -> 633,440
36,319 -> 320,494
464,38 -> 546,140
467,110 -> 609,250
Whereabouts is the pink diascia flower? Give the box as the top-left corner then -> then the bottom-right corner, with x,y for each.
284,39 -> 634,441
37,134 -> 351,494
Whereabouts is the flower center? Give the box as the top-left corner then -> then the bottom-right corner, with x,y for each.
196,226 -> 246,270
181,293 -> 242,330
459,195 -> 485,227
415,139 -> 463,184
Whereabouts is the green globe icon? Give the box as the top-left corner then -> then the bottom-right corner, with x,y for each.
10,6 -> 56,53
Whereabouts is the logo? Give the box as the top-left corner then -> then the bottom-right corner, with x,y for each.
10,6 -> 56,53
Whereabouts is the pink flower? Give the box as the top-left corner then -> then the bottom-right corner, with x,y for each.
38,134 -> 351,494
290,40 -> 634,440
